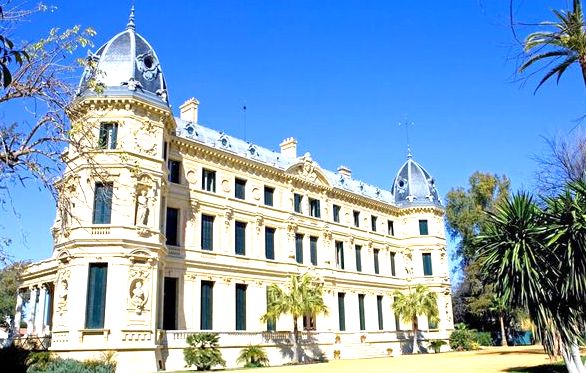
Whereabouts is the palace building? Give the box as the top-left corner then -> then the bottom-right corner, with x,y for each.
15,8 -> 453,372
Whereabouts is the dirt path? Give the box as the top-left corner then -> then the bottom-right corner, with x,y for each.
227,346 -> 558,373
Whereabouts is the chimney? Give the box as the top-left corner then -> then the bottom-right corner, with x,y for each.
280,137 -> 297,159
337,165 -> 352,178
179,97 -> 199,123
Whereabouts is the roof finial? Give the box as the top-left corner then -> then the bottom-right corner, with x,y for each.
398,117 -> 414,159
127,3 -> 135,30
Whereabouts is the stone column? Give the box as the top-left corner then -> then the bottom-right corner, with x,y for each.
35,285 -> 47,335
27,286 -> 39,335
13,290 -> 24,337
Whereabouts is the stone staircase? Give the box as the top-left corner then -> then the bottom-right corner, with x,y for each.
334,342 -> 393,360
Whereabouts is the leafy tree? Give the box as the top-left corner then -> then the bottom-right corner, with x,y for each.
392,285 -> 439,354
488,295 -> 508,347
0,2 -> 96,262
261,273 -> 328,363
183,333 -> 226,371
518,0 -> 586,92
477,181 -> 586,373
0,261 -> 29,326
236,345 -> 269,368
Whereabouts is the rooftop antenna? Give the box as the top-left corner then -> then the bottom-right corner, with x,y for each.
127,1 -> 136,30
242,101 -> 247,141
398,117 -> 414,158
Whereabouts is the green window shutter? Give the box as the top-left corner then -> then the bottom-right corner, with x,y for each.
358,294 -> 365,331
109,124 -> 117,149
294,194 -> 302,213
165,207 -> 179,246
338,293 -> 346,331
235,221 -> 246,255
355,245 -> 362,272
423,253 -> 433,276
310,236 -> 318,266
265,227 -> 275,260
374,249 -> 380,274
419,219 -> 429,235
85,263 -> 108,329
336,241 -> 345,269
93,183 -> 113,224
201,281 -> 214,330
377,295 -> 384,330
235,284 -> 247,330
235,178 -> 246,199
264,187 -> 274,206
295,234 -> 303,264
201,215 -> 214,251
390,252 -> 396,276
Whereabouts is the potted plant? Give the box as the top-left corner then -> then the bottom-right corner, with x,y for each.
429,340 -> 447,353
333,350 -> 341,360
360,334 -> 367,343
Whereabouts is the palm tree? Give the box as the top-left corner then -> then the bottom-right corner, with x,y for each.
261,273 -> 328,363
519,0 -> 586,92
477,185 -> 586,373
392,285 -> 439,354
488,295 -> 508,347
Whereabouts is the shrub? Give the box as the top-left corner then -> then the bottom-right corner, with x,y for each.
27,358 -> 116,373
0,345 -> 32,373
449,324 -> 478,351
26,351 -> 53,371
474,331 -> 493,346
237,344 -> 269,368
184,332 -> 226,371
429,340 -> 446,353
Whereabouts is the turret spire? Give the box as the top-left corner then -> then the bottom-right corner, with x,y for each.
127,4 -> 135,30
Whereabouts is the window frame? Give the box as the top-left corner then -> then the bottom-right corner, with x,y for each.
201,214 -> 215,251
264,186 -> 274,206
422,252 -> 433,276
235,221 -> 247,255
294,193 -> 303,213
355,245 -> 362,272
202,168 -> 216,193
309,198 -> 321,218
85,263 -> 108,329
419,219 -> 429,235
371,215 -> 377,232
167,159 -> 181,184
353,210 -> 360,228
165,207 -> 180,246
333,204 -> 341,223
235,178 -> 246,200
265,227 -> 275,260
98,122 -> 118,150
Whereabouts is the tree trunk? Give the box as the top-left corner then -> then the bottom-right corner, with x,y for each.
499,314 -> 508,347
412,317 -> 418,354
580,58 -> 586,88
559,342 -> 586,373
292,317 -> 301,363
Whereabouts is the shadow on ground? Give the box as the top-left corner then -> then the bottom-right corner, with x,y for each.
504,362 -> 565,373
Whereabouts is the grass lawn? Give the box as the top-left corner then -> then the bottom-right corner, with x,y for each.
169,345 -> 569,373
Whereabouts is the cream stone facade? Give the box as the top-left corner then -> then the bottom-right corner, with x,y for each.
15,9 -> 453,373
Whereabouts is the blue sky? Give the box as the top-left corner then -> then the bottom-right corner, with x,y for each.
1,1 -> 584,272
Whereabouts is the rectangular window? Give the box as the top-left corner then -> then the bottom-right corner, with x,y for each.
98,122 -> 117,149
353,210 -> 360,228
390,252 -> 397,276
235,284 -> 247,331
335,241 -> 345,270
371,216 -> 377,232
294,193 -> 303,213
266,287 -> 276,331
202,169 -> 216,192
265,227 -> 275,260
201,214 -> 214,251
394,296 -> 401,331
163,277 -> 177,330
309,198 -> 321,218
264,186 -> 274,206
85,263 -> 108,329
338,293 -> 346,331
200,281 -> 214,330
235,178 -> 246,200
388,220 -> 395,236
377,295 -> 384,330
429,317 -> 438,330
165,207 -> 179,246
303,315 -> 316,331
419,219 -> 429,235
235,221 -> 246,255
358,294 -> 366,331
423,253 -> 433,276
310,236 -> 318,266
355,245 -> 362,272
295,234 -> 304,264
163,141 -> 168,160
374,249 -> 380,274
168,160 -> 181,184
333,204 -> 341,223
92,182 -> 113,224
